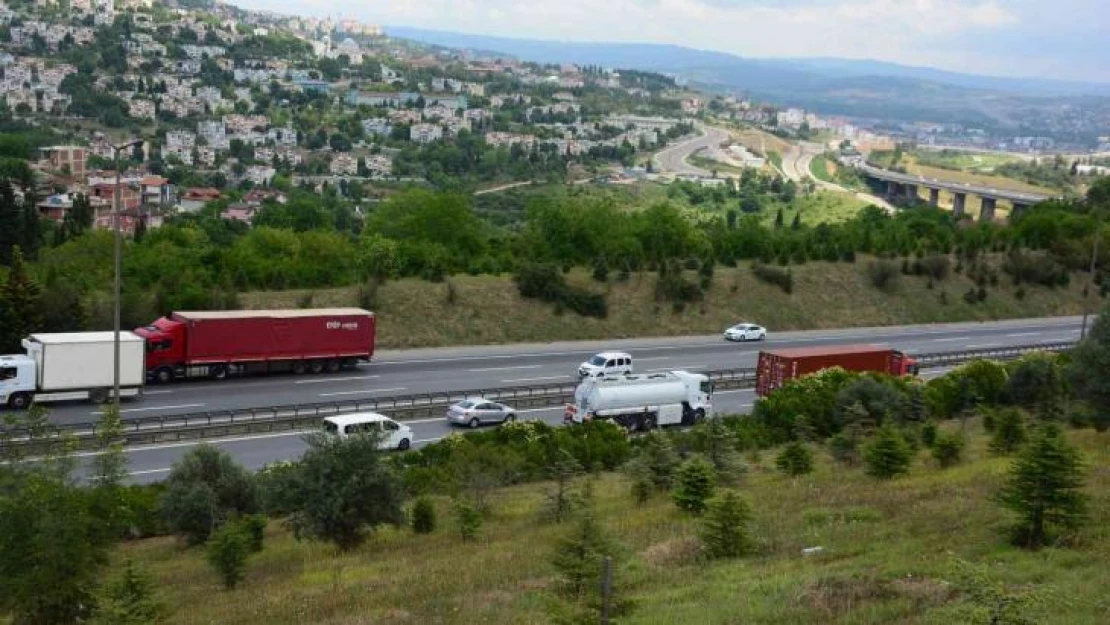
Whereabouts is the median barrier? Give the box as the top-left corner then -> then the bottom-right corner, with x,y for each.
0,341 -> 1076,452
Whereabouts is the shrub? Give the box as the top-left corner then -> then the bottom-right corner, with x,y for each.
866,260 -> 900,292
931,431 -> 966,468
1002,251 -> 1070,288
636,432 -> 680,491
205,520 -> 252,590
90,560 -> 165,625
513,262 -> 609,319
630,475 -> 652,505
672,457 -> 716,515
411,497 -> 437,534
655,271 -> 703,304
700,490 -> 754,559
827,431 -> 860,466
751,262 -> 793,294
921,422 -> 938,447
921,254 -> 950,280
160,445 -> 258,546
775,441 -> 814,476
863,425 -> 913,479
591,258 -> 609,282
989,408 -> 1028,455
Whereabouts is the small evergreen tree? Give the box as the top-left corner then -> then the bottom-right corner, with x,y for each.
630,473 -> 652,505
411,497 -> 436,534
921,421 -> 938,447
672,457 -> 716,515
0,246 -> 43,353
638,432 -> 680,491
990,408 -> 1028,455
550,481 -> 620,601
931,431 -> 966,469
700,490 -> 754,559
995,425 -> 1088,549
544,449 -> 582,523
775,441 -> 814,476
205,520 -> 251,590
91,560 -> 166,625
863,424 -> 913,479
454,498 -> 482,542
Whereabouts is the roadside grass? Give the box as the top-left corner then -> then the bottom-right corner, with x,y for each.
110,424 -> 1110,625
731,127 -> 793,156
240,258 -> 1092,349
904,157 -> 1056,195
767,150 -> 784,171
809,155 -> 835,183
911,149 -> 1025,173
688,152 -> 747,177
759,191 -> 870,228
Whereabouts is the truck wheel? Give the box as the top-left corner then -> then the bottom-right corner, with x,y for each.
292,361 -> 307,375
309,360 -> 325,374
693,408 -> 706,422
643,414 -> 657,430
398,438 -> 411,451
325,359 -> 341,373
89,389 -> 109,404
7,392 -> 32,410
155,367 -> 174,384
209,365 -> 229,380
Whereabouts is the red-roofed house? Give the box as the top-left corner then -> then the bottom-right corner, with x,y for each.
178,187 -> 223,213
141,175 -> 175,207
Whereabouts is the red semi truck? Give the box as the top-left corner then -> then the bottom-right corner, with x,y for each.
134,308 -> 375,383
755,345 -> 919,397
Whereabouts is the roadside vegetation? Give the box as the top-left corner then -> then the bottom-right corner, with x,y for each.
2,312 -> 1108,624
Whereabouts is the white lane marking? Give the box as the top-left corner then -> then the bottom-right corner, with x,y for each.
715,389 -> 755,395
964,344 -> 1000,349
648,365 -> 704,372
144,390 -> 173,395
128,468 -> 172,476
295,375 -> 380,385
932,336 -> 973,342
73,429 -> 316,457
467,365 -> 543,372
634,357 -> 672,362
1006,332 -> 1040,338
90,403 -> 205,416
416,437 -> 444,444
319,387 -> 406,398
502,375 -> 571,383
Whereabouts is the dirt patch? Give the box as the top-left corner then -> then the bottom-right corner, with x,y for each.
641,537 -> 704,568
802,573 -> 897,616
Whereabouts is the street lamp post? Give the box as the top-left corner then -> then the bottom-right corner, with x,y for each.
111,140 -> 142,407
1080,216 -> 1101,340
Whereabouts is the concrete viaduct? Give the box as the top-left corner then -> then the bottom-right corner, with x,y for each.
856,164 -> 1056,222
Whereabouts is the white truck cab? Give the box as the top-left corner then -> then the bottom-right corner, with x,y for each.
578,351 -> 633,378
0,355 -> 38,409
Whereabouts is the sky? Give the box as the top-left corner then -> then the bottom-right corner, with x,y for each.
236,0 -> 1110,83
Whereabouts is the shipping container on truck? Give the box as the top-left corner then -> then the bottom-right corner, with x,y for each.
755,344 -> 919,397
134,308 -> 375,383
0,332 -> 146,409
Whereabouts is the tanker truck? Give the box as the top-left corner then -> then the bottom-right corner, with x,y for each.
564,370 -> 713,431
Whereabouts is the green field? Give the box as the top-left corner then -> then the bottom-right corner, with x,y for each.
109,423 -> 1110,624
809,155 -> 835,183
912,149 -> 1024,173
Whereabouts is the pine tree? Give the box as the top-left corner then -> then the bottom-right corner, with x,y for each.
0,180 -> 20,265
790,211 -> 801,230
700,490 -> 754,559
672,457 -> 716,514
995,425 -> 1088,549
775,441 -> 814,476
773,206 -> 784,229
989,408 -> 1028,455
411,497 -> 436,534
863,424 -> 913,480
1068,303 -> 1110,432
90,560 -> 166,625
0,246 -> 43,353
637,432 -> 679,491
550,481 -> 620,601
544,449 -> 582,523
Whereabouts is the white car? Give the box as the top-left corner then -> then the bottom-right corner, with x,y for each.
723,323 -> 767,342
578,351 -> 633,378
322,413 -> 413,450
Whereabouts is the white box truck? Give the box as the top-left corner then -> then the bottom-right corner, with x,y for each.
564,370 -> 713,431
0,332 -> 146,409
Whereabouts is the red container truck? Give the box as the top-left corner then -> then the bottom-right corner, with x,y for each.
755,344 -> 919,397
134,308 -> 375,383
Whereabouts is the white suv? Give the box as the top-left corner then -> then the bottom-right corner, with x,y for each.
578,352 -> 633,378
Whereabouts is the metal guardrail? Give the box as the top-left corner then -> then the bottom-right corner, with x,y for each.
0,341 -> 1076,452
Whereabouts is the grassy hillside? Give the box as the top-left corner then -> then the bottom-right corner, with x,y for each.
239,259 -> 1093,349
109,423 -> 1110,624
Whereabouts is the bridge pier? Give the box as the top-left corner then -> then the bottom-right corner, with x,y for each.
886,180 -> 901,198
953,192 -> 967,218
979,197 -> 997,222
1011,202 -> 1030,220
904,184 -> 918,204
929,188 -> 939,207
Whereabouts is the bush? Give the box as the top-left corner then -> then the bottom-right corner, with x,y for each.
921,422 -> 938,447
655,271 -> 703,304
411,496 -> 437,534
863,425 -> 913,479
775,441 -> 814,476
827,431 -> 861,466
921,254 -> 951,280
1002,251 -> 1070,288
931,431 -> 966,468
591,258 -> 608,282
672,457 -> 716,515
700,490 -> 754,559
990,408 -> 1028,455
205,519 -> 253,590
90,560 -> 165,625
866,260 -> 900,292
160,445 -> 259,546
751,262 -> 793,294
636,432 -> 680,491
513,262 -> 609,319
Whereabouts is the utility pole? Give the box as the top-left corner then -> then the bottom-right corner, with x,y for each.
111,139 -> 142,407
1081,216 -> 1101,341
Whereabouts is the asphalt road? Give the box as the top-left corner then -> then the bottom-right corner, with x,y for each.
653,125 -> 731,177
54,316 -> 1083,484
50,316 -> 1083,427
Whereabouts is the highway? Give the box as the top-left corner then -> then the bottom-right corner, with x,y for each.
51,316 -> 1083,483
653,125 -> 731,177
784,142 -> 897,212
857,163 -> 1053,204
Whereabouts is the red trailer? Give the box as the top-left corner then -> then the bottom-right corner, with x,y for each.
134,308 -> 375,383
755,344 -> 919,397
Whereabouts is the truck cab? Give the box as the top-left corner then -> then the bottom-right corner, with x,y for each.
134,317 -> 188,383
0,355 -> 37,409
892,351 -> 920,376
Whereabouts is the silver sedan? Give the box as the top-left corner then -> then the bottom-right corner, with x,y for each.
446,398 -> 517,428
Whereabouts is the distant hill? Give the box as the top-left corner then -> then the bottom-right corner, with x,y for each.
386,26 -> 1110,130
